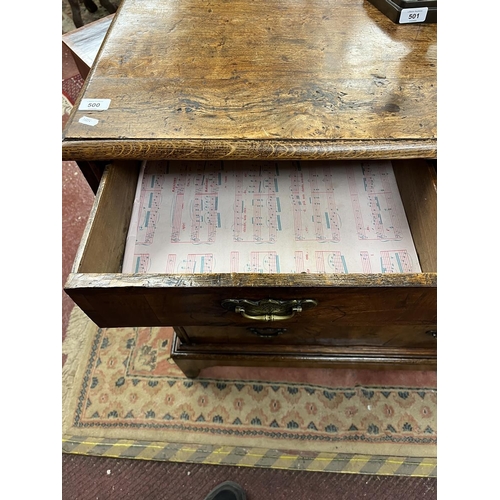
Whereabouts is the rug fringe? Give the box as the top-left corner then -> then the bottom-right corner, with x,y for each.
62,306 -> 96,432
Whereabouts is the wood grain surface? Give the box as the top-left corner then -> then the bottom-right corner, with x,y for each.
62,0 -> 437,160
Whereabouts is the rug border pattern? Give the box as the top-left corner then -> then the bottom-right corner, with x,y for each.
72,327 -> 436,448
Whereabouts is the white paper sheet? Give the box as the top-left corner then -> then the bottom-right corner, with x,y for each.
122,160 -> 421,274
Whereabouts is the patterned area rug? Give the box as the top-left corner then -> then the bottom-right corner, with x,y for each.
63,74 -> 84,104
63,306 -> 437,477
62,74 -> 84,129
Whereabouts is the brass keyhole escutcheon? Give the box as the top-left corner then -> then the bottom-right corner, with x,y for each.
248,327 -> 287,337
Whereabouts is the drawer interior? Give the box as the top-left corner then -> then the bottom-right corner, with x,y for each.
74,159 -> 437,275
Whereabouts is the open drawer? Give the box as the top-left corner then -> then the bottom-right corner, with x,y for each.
65,159 -> 436,354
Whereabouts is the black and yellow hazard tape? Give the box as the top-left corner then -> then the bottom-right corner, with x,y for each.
62,435 -> 436,477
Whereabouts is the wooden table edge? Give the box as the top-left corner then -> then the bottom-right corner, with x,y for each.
62,138 -> 437,161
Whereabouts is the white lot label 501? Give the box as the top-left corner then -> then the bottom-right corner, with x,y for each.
400,7 -> 428,23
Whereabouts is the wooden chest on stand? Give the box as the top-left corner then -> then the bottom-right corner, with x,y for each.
62,0 -> 437,378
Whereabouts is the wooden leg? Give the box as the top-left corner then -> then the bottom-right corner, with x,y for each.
170,331 -> 204,378
83,0 -> 98,13
100,0 -> 118,14
68,0 -> 84,28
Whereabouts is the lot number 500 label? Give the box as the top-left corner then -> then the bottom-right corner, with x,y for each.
78,99 -> 111,111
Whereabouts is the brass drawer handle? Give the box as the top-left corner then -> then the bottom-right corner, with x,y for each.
221,298 -> 318,322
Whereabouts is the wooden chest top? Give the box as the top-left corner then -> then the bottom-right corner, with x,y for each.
62,0 -> 437,161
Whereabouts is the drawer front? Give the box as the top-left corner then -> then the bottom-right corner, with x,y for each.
66,159 -> 437,334
176,324 -> 437,348
66,275 -> 436,330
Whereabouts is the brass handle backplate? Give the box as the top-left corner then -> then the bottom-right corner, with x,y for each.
221,298 -> 318,322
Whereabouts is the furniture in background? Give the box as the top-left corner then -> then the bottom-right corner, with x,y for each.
62,14 -> 115,193
63,14 -> 114,79
67,0 -> 117,28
